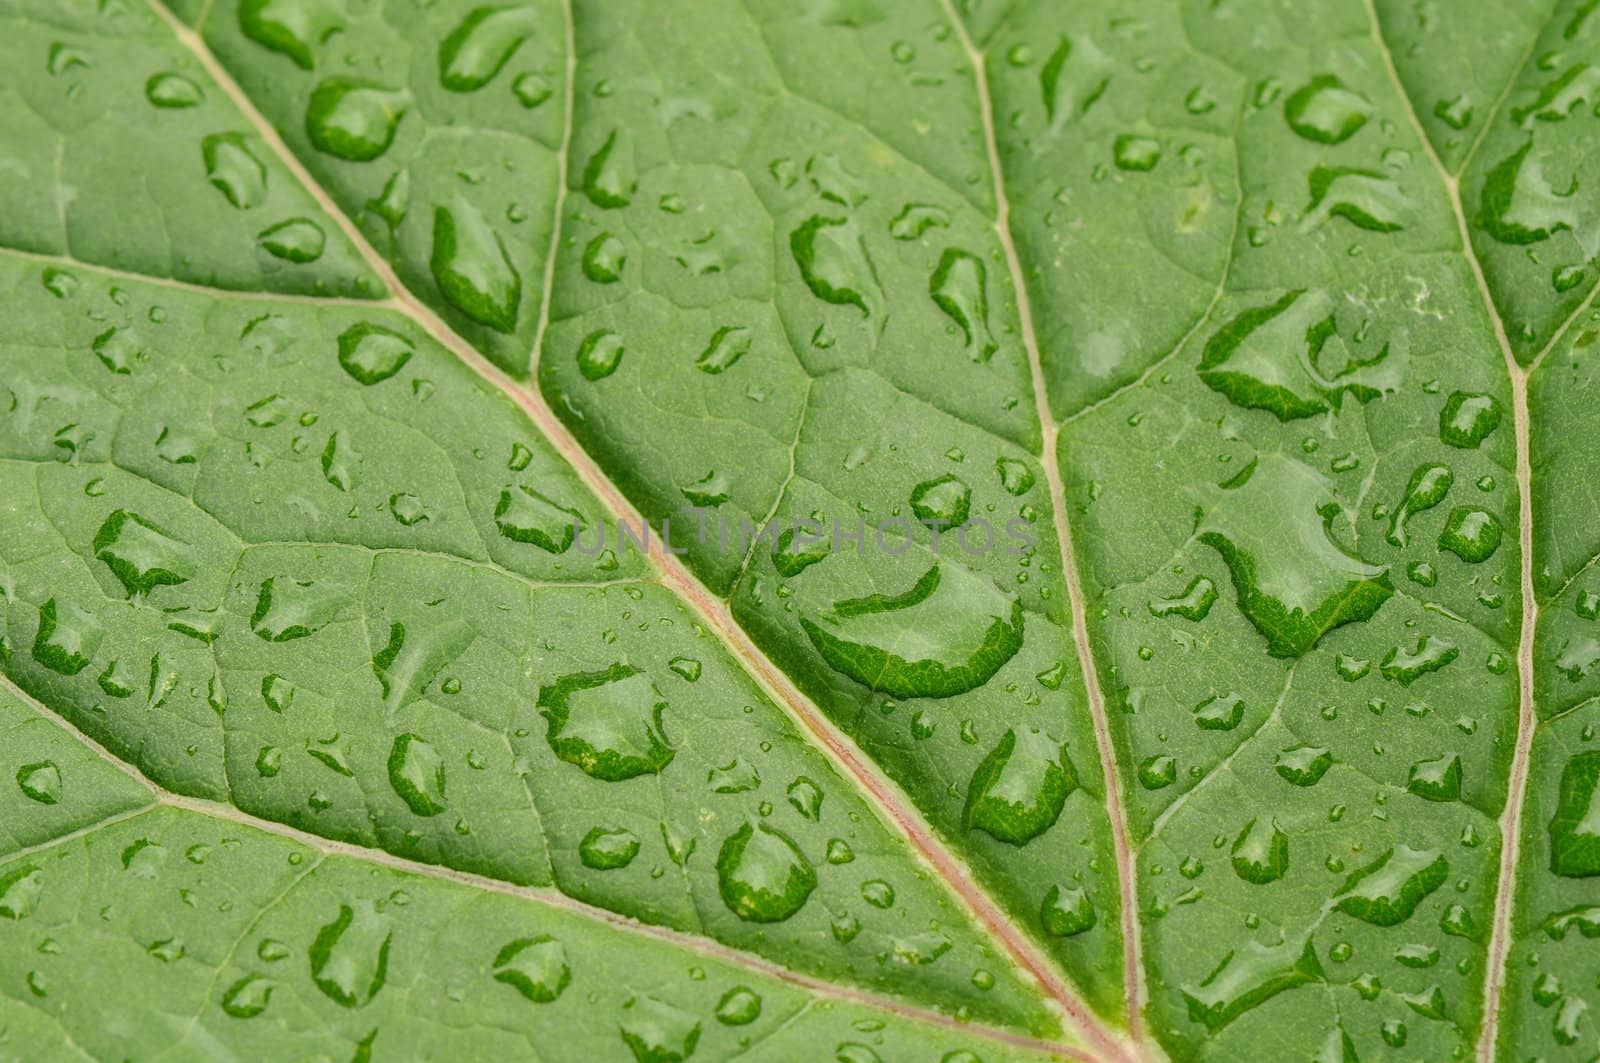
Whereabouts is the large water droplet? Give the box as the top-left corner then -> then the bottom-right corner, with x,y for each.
1284,75 -> 1371,144
1040,884 -> 1096,936
92,510 -> 193,597
250,576 -> 342,642
930,250 -> 998,362
1304,167 -> 1414,232
582,129 -> 636,209
202,133 -> 267,209
337,323 -> 414,385
537,665 -> 675,781
492,936 -> 570,1002
1198,290 -> 1397,421
1201,456 -> 1391,658
964,727 -> 1076,845
790,215 -> 881,319
619,995 -> 701,1063
1181,939 -> 1322,1031
388,733 -> 446,816
1231,818 -> 1289,883
800,562 -> 1023,698
1334,846 -> 1447,925
494,485 -> 582,552
1438,507 -> 1501,563
238,0 -> 341,70
32,599 -> 102,676
1386,464 -> 1452,547
146,72 -> 202,108
716,821 -> 817,922
909,474 -> 970,526
309,902 -> 392,1007
258,218 -> 326,263
579,827 -> 640,869
16,761 -> 62,805
306,79 -> 410,161
1549,752 -> 1600,877
432,200 -> 521,333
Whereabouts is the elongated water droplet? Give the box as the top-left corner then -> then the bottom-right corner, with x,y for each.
930,249 -> 998,362
388,733 -> 446,816
202,133 -> 267,209
309,902 -> 392,1007
439,6 -> 537,92
432,200 -> 521,333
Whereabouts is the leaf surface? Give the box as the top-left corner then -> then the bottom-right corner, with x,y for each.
1,0 -> 1598,1060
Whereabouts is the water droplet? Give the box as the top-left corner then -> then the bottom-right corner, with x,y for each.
146,72 -> 202,108
431,200 -> 521,333
964,727 -> 1076,845
1138,754 -> 1177,790
492,936 -> 570,1003
579,827 -> 640,870
238,0 -> 341,69
1386,464 -> 1452,547
1284,75 -> 1371,143
1439,391 -> 1502,448
801,562 -> 1023,698
619,995 -> 700,1063
889,203 -> 950,240
513,73 -> 552,108
696,326 -> 751,375
716,821 -> 816,922
1113,134 -> 1161,172
1380,635 -> 1458,685
930,250 -> 998,362
1198,291 -> 1397,420
715,986 -> 761,1026
1231,818 -> 1289,883
221,974 -> 273,1018
309,902 -> 392,1007
251,577 -> 341,642
1275,746 -> 1332,787
306,79 -> 410,161
32,599 -> 102,676
790,215 -> 880,318
576,329 -> 625,381
258,218 -> 326,263
5,756 -> 61,809
1181,939 -> 1322,1031
494,485 -> 583,552
1149,576 -> 1217,621
388,733 -> 446,816
582,233 -> 626,283
1549,752 -> 1600,877
786,777 -> 822,820
438,6 -> 536,92
1334,846 -> 1447,925
1041,884 -> 1096,936
1200,455 -> 1392,657
1304,167 -> 1414,232
1478,138 -> 1592,249
337,323 -> 414,385
202,133 -> 267,209
93,510 -> 193,597
1407,754 -> 1462,802
538,664 -> 675,781
1193,693 -> 1244,731
707,758 -> 759,794
582,129 -> 636,208
909,473 -> 970,526
1438,507 -> 1502,563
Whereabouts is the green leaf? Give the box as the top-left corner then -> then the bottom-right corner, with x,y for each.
2,0 -> 1599,1060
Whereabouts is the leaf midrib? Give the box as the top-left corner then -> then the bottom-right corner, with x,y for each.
110,0 -> 1125,1055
